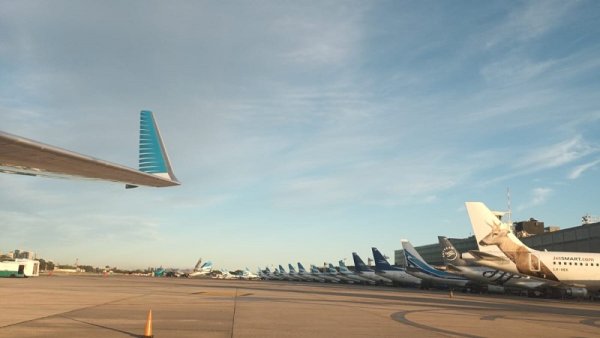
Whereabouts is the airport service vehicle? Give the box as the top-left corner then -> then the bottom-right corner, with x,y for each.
0,110 -> 179,188
402,240 -> 470,289
372,247 -> 421,286
0,259 -> 39,278
351,252 -> 392,284
438,236 -> 546,292
466,202 -> 600,297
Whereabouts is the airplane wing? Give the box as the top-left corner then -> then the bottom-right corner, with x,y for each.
0,111 -> 179,188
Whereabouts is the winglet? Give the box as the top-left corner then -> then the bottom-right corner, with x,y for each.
138,110 -> 179,184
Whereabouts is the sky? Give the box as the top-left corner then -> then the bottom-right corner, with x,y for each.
1,1 -> 599,270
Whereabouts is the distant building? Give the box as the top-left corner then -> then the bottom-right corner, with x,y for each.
395,220 -> 600,266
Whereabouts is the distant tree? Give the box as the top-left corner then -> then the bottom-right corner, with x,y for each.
46,261 -> 55,271
38,259 -> 46,271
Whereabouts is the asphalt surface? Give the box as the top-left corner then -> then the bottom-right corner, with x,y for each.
1,275 -> 599,337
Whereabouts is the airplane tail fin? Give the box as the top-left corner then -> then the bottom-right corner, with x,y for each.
402,240 -> 433,271
310,265 -> 319,273
352,252 -> 372,272
288,264 -> 297,273
137,110 -> 179,186
278,265 -> 286,273
371,247 -> 392,271
200,261 -> 213,272
338,260 -> 351,273
465,202 -> 530,254
193,258 -> 202,271
437,236 -> 468,266
298,262 -> 307,273
327,263 -> 337,273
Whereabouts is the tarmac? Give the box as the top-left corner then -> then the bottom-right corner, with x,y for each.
1,275 -> 599,337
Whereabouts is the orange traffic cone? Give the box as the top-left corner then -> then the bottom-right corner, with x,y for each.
143,309 -> 153,338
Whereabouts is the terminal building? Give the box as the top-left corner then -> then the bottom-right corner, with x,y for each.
394,218 -> 600,267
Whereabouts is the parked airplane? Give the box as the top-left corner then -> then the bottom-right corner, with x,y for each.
219,269 -> 239,279
466,202 -> 600,296
242,268 -> 259,280
327,263 -> 356,283
310,264 -> 340,283
371,247 -> 421,286
338,260 -> 374,284
298,263 -> 325,282
287,264 -> 307,282
188,260 -> 213,278
352,252 -> 392,285
278,265 -> 300,281
0,110 -> 179,188
438,236 -> 546,292
402,240 -> 470,289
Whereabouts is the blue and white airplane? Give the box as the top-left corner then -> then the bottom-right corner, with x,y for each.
0,110 -> 179,188
188,260 -> 213,278
352,252 -> 392,285
438,236 -> 546,292
402,240 -> 470,289
287,264 -> 306,282
310,264 -> 340,283
297,263 -> 325,282
338,260 -> 374,284
372,247 -> 421,286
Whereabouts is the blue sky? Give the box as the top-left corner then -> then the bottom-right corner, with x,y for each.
1,1 -> 599,270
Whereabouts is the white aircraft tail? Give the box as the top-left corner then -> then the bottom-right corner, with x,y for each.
465,202 -> 530,254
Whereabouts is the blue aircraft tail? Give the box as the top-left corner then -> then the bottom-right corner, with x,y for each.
352,252 -> 373,272
372,247 -> 393,271
288,264 -> 297,273
298,262 -> 307,273
137,110 -> 178,184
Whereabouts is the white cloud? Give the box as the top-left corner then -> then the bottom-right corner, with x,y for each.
514,136 -> 598,171
568,159 -> 600,179
484,0 -> 577,48
517,187 -> 552,211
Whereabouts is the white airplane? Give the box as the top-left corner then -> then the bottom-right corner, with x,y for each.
466,202 -> 600,297
277,264 -> 299,281
188,260 -> 213,278
351,252 -> 392,285
438,236 -> 546,292
326,263 -> 356,283
219,269 -> 239,280
241,268 -> 260,280
287,264 -> 309,282
338,260 -> 374,284
402,240 -> 470,289
310,264 -> 340,283
297,262 -> 325,282
0,110 -> 179,188
371,247 -> 421,286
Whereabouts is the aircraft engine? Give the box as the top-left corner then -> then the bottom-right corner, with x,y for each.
565,287 -> 588,298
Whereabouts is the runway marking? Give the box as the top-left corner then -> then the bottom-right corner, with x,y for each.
60,316 -> 140,337
390,310 -> 484,338
230,288 -> 239,338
